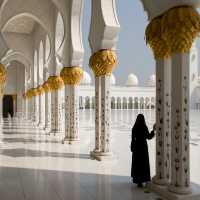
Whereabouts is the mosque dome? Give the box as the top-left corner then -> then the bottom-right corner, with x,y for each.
126,73 -> 139,86
147,74 -> 156,87
110,74 -> 116,85
80,71 -> 92,85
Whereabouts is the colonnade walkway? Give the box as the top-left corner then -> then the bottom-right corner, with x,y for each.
0,112 -> 163,200
1,110 -> 200,200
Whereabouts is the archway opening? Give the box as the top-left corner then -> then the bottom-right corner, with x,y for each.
3,95 -> 14,118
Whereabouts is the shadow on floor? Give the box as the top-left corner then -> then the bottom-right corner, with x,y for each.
2,138 -> 61,144
2,131 -> 47,135
0,148 -> 90,160
0,166 -> 159,200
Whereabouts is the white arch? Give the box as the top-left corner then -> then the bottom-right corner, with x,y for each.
2,51 -> 31,81
2,13 -> 49,35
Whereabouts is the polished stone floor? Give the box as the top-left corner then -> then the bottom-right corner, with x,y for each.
0,110 -> 200,200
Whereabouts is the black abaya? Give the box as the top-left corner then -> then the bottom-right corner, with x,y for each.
131,125 -> 154,184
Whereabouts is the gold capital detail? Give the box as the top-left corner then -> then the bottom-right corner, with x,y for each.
60,67 -> 83,85
89,50 -> 117,77
0,63 -> 6,84
37,85 -> 45,95
42,81 -> 51,93
146,17 -> 170,59
47,76 -> 64,91
146,6 -> 200,57
162,6 -> 200,54
28,88 -> 38,97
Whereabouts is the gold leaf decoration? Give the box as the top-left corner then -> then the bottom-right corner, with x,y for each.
42,81 -> 51,93
47,76 -> 64,91
89,50 -> 117,77
37,85 -> 45,95
0,63 -> 6,84
145,16 -> 170,59
162,6 -> 200,54
60,67 -> 83,85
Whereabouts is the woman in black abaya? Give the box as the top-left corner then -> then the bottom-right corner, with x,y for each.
131,114 -> 155,187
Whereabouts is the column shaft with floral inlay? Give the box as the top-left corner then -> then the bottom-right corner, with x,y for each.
92,77 -> 101,154
42,81 -> 51,132
168,53 -> 190,194
89,50 -> 117,160
161,6 -> 200,194
146,16 -> 171,185
60,67 -> 83,144
31,89 -> 39,124
47,76 -> 64,135
37,85 -> 45,128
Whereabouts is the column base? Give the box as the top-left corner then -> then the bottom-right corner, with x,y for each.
90,151 -> 114,161
38,123 -> 45,130
148,182 -> 200,200
50,130 -> 64,136
44,127 -> 51,135
62,137 -> 79,145
152,176 -> 169,186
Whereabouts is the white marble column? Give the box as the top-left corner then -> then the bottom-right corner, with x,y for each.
101,75 -> 112,155
63,85 -> 79,143
82,97 -> 85,110
153,58 -> 171,185
51,91 -> 56,133
51,90 -> 64,135
91,77 -> 101,155
45,91 -> 51,132
23,98 -> 28,119
33,96 -> 39,124
38,94 -> 45,128
27,98 -> 32,121
168,53 -> 191,194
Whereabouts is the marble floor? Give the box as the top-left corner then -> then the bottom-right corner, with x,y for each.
0,110 -> 200,200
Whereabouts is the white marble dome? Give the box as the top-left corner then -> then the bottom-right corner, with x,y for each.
81,71 -> 92,85
147,74 -> 156,87
126,73 -> 139,87
110,74 -> 116,85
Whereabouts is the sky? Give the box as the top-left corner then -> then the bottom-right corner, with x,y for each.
82,1 -> 200,86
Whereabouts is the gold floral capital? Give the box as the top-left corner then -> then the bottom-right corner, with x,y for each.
37,85 -> 45,95
162,6 -> 200,54
42,81 -> 51,93
0,63 -> 6,85
60,67 -> 83,85
29,88 -> 38,97
47,76 -> 64,91
146,17 -> 170,59
89,50 -> 117,77
26,90 -> 33,99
